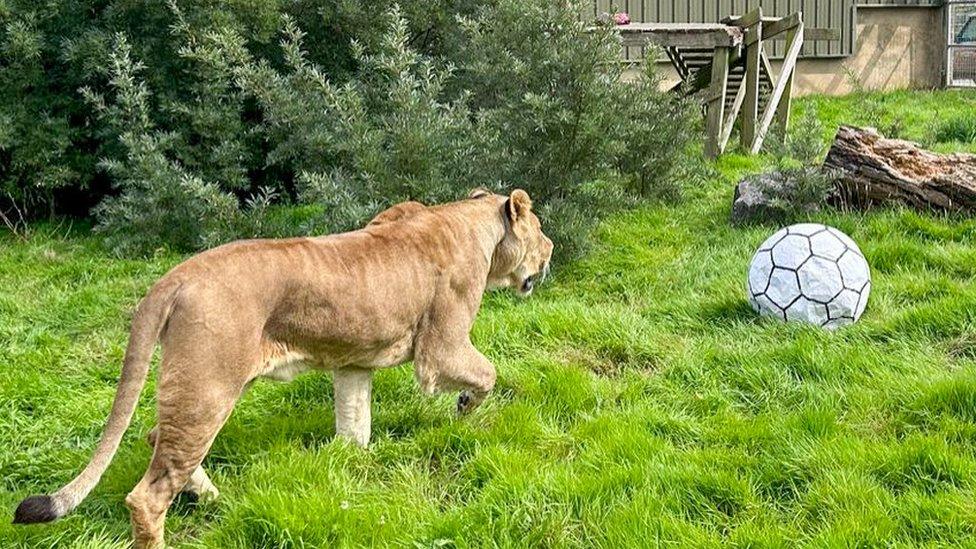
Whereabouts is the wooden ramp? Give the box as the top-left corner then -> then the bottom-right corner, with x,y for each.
665,47 -> 775,119
613,9 -> 805,158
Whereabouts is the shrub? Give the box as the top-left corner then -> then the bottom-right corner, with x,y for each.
7,1 -> 698,261
764,108 -> 829,167
753,107 -> 837,223
766,167 -> 836,216
238,2 -> 697,262
242,9 -> 481,234
0,2 -> 99,215
162,5 -> 258,195
83,35 -> 244,255
0,0 -> 486,219
462,1 -> 696,260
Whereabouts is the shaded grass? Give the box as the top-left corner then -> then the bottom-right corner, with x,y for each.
4,91 -> 976,547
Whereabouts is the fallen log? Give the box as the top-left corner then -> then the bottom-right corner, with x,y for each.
824,125 -> 976,211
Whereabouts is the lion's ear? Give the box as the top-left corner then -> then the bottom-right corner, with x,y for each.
506,189 -> 532,222
468,188 -> 492,199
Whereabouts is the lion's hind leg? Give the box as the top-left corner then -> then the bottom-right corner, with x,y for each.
146,427 -> 219,501
126,344 -> 252,548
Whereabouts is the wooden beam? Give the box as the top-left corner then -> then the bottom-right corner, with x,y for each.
723,15 -> 778,26
616,25 -> 743,49
704,46 -> 730,159
725,9 -> 764,30
750,20 -> 804,154
720,77 -> 747,153
763,13 -> 801,39
721,17 -> 835,41
775,27 -> 800,138
769,27 -> 837,41
739,8 -> 762,150
760,47 -> 776,88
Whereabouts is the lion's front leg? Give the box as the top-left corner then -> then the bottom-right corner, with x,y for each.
456,387 -> 487,416
414,284 -> 497,415
415,337 -> 497,416
447,346 -> 496,415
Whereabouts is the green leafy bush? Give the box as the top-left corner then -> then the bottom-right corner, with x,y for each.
242,9 -> 481,233
0,1 -> 99,214
83,36 -> 244,255
755,108 -> 837,222
3,0 -> 698,261
765,108 -> 829,167
449,1 -> 698,257
236,2 -> 696,261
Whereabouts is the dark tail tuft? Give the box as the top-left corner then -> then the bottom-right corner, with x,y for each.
13,495 -> 58,524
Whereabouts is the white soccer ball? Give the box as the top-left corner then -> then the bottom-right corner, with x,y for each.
748,223 -> 871,329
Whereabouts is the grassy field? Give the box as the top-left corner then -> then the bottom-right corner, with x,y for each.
4,91 -> 976,547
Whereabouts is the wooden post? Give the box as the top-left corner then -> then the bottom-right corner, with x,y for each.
740,9 -> 763,151
775,25 -> 800,137
750,17 -> 803,154
704,46 -> 730,158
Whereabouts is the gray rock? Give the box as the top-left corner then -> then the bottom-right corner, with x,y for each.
731,172 -> 792,225
731,169 -> 830,225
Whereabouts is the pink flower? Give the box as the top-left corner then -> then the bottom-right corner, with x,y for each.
613,12 -> 631,25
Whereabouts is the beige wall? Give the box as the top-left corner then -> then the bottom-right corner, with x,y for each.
644,7 -> 945,95
788,7 -> 944,95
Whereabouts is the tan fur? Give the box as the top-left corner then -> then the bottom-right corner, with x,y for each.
17,190 -> 552,548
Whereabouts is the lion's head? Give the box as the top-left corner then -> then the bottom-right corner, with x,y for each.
480,189 -> 553,296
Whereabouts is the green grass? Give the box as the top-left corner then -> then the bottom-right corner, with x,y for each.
4,90 -> 976,547
798,88 -> 976,153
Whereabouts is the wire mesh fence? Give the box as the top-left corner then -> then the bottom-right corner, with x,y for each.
948,2 -> 976,86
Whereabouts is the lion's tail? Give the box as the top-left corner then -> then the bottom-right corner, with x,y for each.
13,278 -> 182,524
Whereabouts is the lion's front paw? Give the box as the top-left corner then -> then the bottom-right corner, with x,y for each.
456,391 -> 474,416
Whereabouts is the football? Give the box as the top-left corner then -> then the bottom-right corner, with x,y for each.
748,223 -> 871,329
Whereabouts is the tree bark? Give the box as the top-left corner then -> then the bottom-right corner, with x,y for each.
824,125 -> 976,211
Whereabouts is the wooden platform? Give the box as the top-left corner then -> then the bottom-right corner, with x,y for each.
615,23 -> 743,48
610,9 -> 805,158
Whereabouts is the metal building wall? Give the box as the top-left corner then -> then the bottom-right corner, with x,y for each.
858,1 -> 942,5
590,0 -> 855,58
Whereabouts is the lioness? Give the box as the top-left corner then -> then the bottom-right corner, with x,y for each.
14,189 -> 553,548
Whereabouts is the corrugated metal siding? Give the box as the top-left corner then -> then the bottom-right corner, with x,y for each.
592,0 -> 857,58
857,1 -> 943,6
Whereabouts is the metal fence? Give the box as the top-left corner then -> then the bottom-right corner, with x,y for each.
947,1 -> 976,86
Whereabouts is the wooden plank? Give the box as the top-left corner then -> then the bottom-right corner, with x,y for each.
775,25 -> 799,137
618,30 -> 742,48
763,12 -> 801,38
739,8 -> 762,150
705,46 -> 731,158
759,45 -> 776,88
766,27 -> 838,41
615,23 -> 744,48
723,8 -> 766,29
720,77 -> 747,153
750,20 -> 803,154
